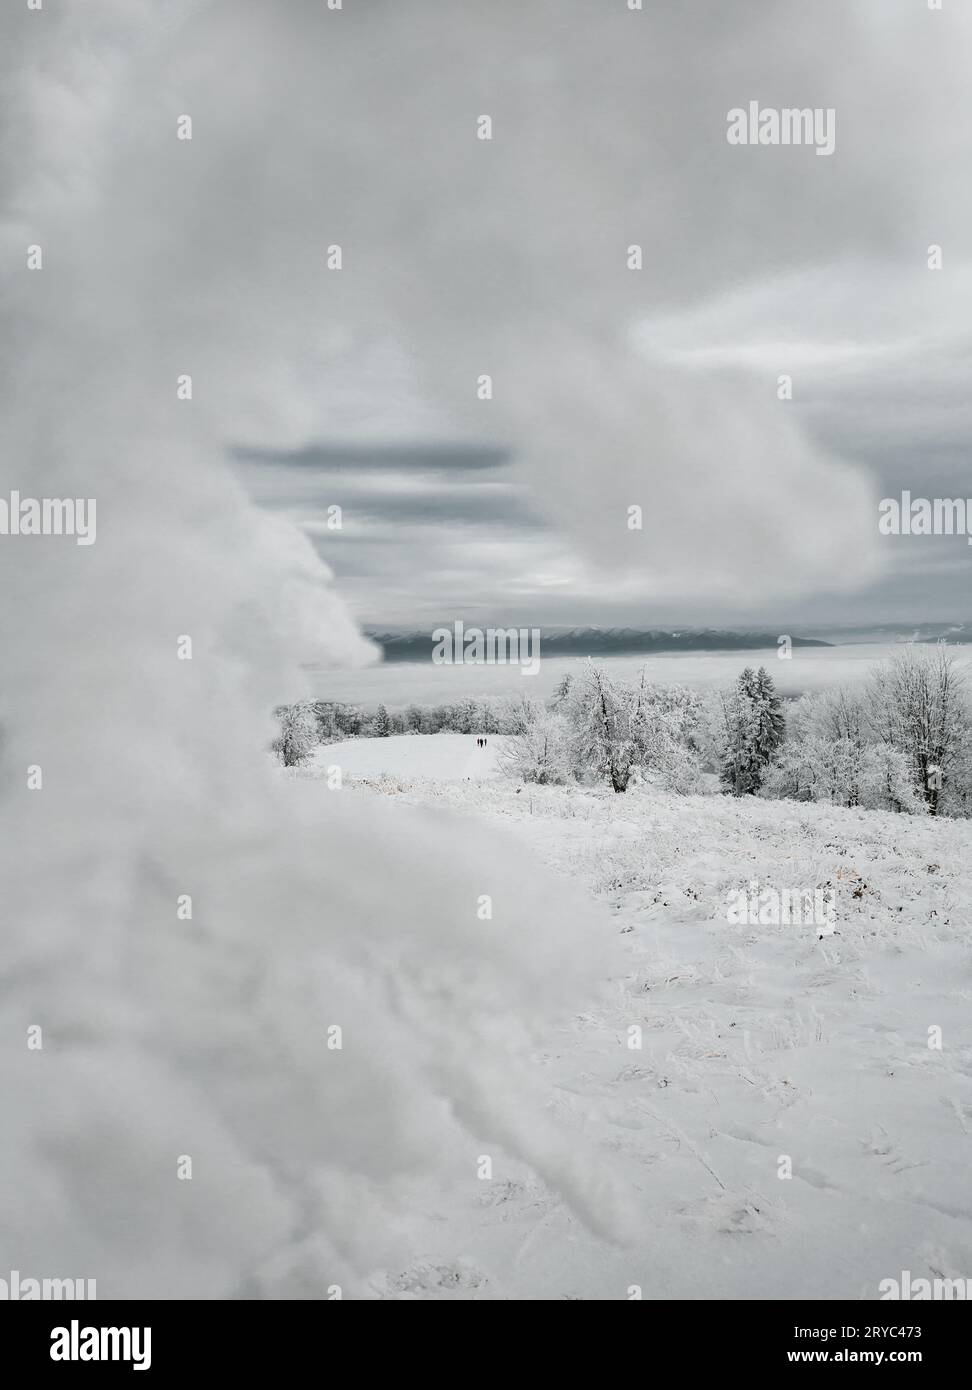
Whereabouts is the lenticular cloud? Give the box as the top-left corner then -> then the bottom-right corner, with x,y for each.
0,3 -> 624,1297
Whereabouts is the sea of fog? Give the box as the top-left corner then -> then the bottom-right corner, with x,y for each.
307,642 -> 972,710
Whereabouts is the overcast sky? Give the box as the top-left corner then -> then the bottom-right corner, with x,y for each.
9,0 -> 972,633
201,0 -> 972,633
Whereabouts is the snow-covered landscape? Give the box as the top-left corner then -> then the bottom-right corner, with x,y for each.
5,0 -> 972,1338
281,733 -> 972,1298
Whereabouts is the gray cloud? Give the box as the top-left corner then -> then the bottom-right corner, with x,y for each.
234,442 -> 512,473
11,0 -> 969,631
208,0 -> 972,623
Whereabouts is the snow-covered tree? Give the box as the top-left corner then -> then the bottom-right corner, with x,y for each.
496,691 -> 544,735
763,689 -> 867,807
311,700 -> 340,744
550,673 -> 573,708
719,666 -> 785,795
277,701 -> 318,767
566,661 -> 641,792
333,703 -> 362,737
634,678 -> 707,792
499,707 -> 572,785
864,643 -> 970,815
763,721 -> 923,813
752,666 -> 786,767
858,742 -> 927,814
373,703 -> 390,737
478,699 -> 501,734
449,697 -> 477,734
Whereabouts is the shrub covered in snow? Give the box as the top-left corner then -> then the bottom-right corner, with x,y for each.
498,707 -> 572,784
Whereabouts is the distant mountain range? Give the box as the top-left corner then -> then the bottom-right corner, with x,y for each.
365,626 -> 835,662
809,621 -> 972,646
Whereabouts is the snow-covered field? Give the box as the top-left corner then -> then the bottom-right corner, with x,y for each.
305,733 -> 509,783
294,734 -> 972,1299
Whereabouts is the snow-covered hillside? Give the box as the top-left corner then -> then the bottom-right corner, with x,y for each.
304,733 -> 510,784
293,735 -> 972,1299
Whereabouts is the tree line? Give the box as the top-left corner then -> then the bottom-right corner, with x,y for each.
273,692 -> 545,766
274,644 -> 972,817
504,645 -> 971,816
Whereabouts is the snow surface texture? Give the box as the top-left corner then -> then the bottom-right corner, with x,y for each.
306,734 -> 509,785
299,737 -> 972,1299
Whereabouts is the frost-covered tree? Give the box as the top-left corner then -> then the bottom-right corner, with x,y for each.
277,701 -> 318,767
752,666 -> 786,767
763,722 -> 923,813
864,643 -> 969,815
450,697 -> 478,734
760,665 -> 972,815
550,673 -> 573,708
431,704 -> 453,734
311,700 -> 340,744
496,691 -> 543,735
858,742 -> 927,814
719,666 -> 785,795
478,699 -> 501,734
499,707 -> 572,785
567,661 -> 641,792
763,689 -> 867,807
333,703 -> 362,737
634,678 -> 707,792
373,703 -> 390,737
